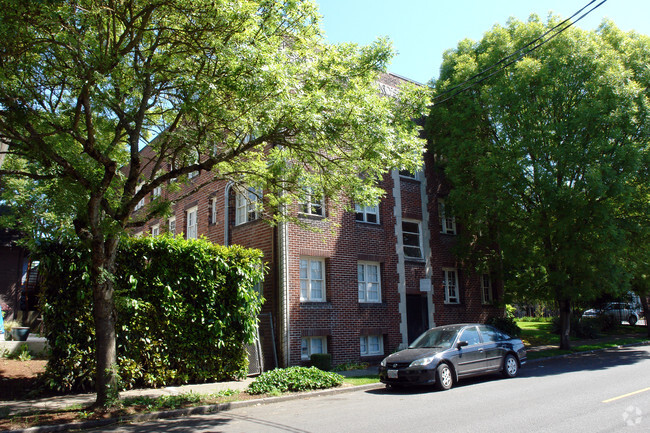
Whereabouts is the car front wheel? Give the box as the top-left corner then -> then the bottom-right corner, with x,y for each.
435,363 -> 453,390
629,315 -> 638,326
502,354 -> 518,378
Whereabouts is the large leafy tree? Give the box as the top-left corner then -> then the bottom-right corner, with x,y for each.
0,0 -> 426,405
426,16 -> 649,349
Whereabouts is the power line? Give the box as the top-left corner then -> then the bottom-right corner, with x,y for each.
431,0 -> 608,106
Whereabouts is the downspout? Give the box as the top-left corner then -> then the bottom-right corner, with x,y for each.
420,171 -> 435,328
392,170 -> 409,349
278,216 -> 290,367
223,183 -> 232,246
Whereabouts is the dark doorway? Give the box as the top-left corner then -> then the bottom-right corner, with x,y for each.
406,294 -> 429,344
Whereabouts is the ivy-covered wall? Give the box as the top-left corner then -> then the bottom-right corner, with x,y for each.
38,236 -> 264,392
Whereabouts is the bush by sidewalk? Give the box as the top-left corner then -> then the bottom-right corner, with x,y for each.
38,236 -> 265,393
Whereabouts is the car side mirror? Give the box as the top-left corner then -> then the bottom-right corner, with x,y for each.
457,341 -> 468,349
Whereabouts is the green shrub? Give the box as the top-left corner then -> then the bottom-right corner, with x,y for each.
38,236 -> 265,392
310,353 -> 332,371
247,366 -> 343,395
487,316 -> 521,337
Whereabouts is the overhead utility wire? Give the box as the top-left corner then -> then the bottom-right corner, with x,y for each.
431,0 -> 608,106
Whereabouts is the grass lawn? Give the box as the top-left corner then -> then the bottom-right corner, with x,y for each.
517,319 -> 649,360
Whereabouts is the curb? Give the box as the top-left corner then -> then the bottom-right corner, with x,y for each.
1,383 -> 384,433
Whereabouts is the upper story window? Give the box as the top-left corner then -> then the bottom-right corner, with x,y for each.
235,186 -> 260,225
152,186 -> 162,199
188,150 -> 199,179
186,207 -> 198,239
438,199 -> 456,235
134,183 -> 145,211
358,261 -> 381,303
402,220 -> 423,259
300,188 -> 324,217
300,257 -> 325,302
481,274 -> 493,304
209,197 -> 218,225
151,224 -> 160,237
355,203 -> 379,224
168,216 -> 176,234
443,268 -> 460,304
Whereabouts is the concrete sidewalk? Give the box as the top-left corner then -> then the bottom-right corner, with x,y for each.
0,368 -> 379,417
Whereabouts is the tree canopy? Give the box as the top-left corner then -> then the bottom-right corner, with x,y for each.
0,0 -> 427,405
426,16 -> 650,349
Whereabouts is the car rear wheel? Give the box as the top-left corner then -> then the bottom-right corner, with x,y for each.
435,363 -> 453,390
629,315 -> 638,326
502,354 -> 518,378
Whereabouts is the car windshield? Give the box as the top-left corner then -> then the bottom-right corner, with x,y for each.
409,328 -> 458,349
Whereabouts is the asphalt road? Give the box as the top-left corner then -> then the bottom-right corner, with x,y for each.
92,345 -> 650,433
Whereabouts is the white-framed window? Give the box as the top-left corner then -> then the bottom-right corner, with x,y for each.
209,197 -> 218,225
360,335 -> 384,356
355,203 -> 379,224
134,183 -> 145,211
168,216 -> 176,234
188,150 -> 199,179
358,261 -> 381,303
481,273 -> 493,304
133,231 -> 143,238
300,188 -> 324,216
301,336 -> 327,360
438,199 -> 456,235
186,207 -> 198,239
152,186 -> 162,199
402,220 -> 423,259
300,257 -> 325,302
235,186 -> 260,225
443,268 -> 460,304
151,224 -> 160,237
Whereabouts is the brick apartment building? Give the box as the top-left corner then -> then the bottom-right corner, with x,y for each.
132,73 -> 504,370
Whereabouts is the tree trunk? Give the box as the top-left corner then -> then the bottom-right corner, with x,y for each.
87,229 -> 121,407
558,298 -> 571,350
640,295 -> 650,338
92,272 -> 118,407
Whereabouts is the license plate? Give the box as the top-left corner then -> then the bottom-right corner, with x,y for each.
387,369 -> 398,379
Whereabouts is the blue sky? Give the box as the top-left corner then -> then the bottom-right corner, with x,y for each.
316,0 -> 650,84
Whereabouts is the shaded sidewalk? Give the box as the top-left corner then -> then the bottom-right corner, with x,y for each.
0,368 -> 380,418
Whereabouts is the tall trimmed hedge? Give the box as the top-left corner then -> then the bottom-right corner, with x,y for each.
38,236 -> 264,392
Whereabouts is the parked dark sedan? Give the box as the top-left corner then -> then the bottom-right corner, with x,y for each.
379,324 -> 526,390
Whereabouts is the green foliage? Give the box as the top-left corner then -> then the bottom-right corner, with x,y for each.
38,236 -> 264,392
310,353 -> 332,371
487,316 -> 521,337
427,16 -> 650,344
247,367 -> 343,395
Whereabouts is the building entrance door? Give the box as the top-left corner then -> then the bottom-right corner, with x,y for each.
406,294 -> 429,344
